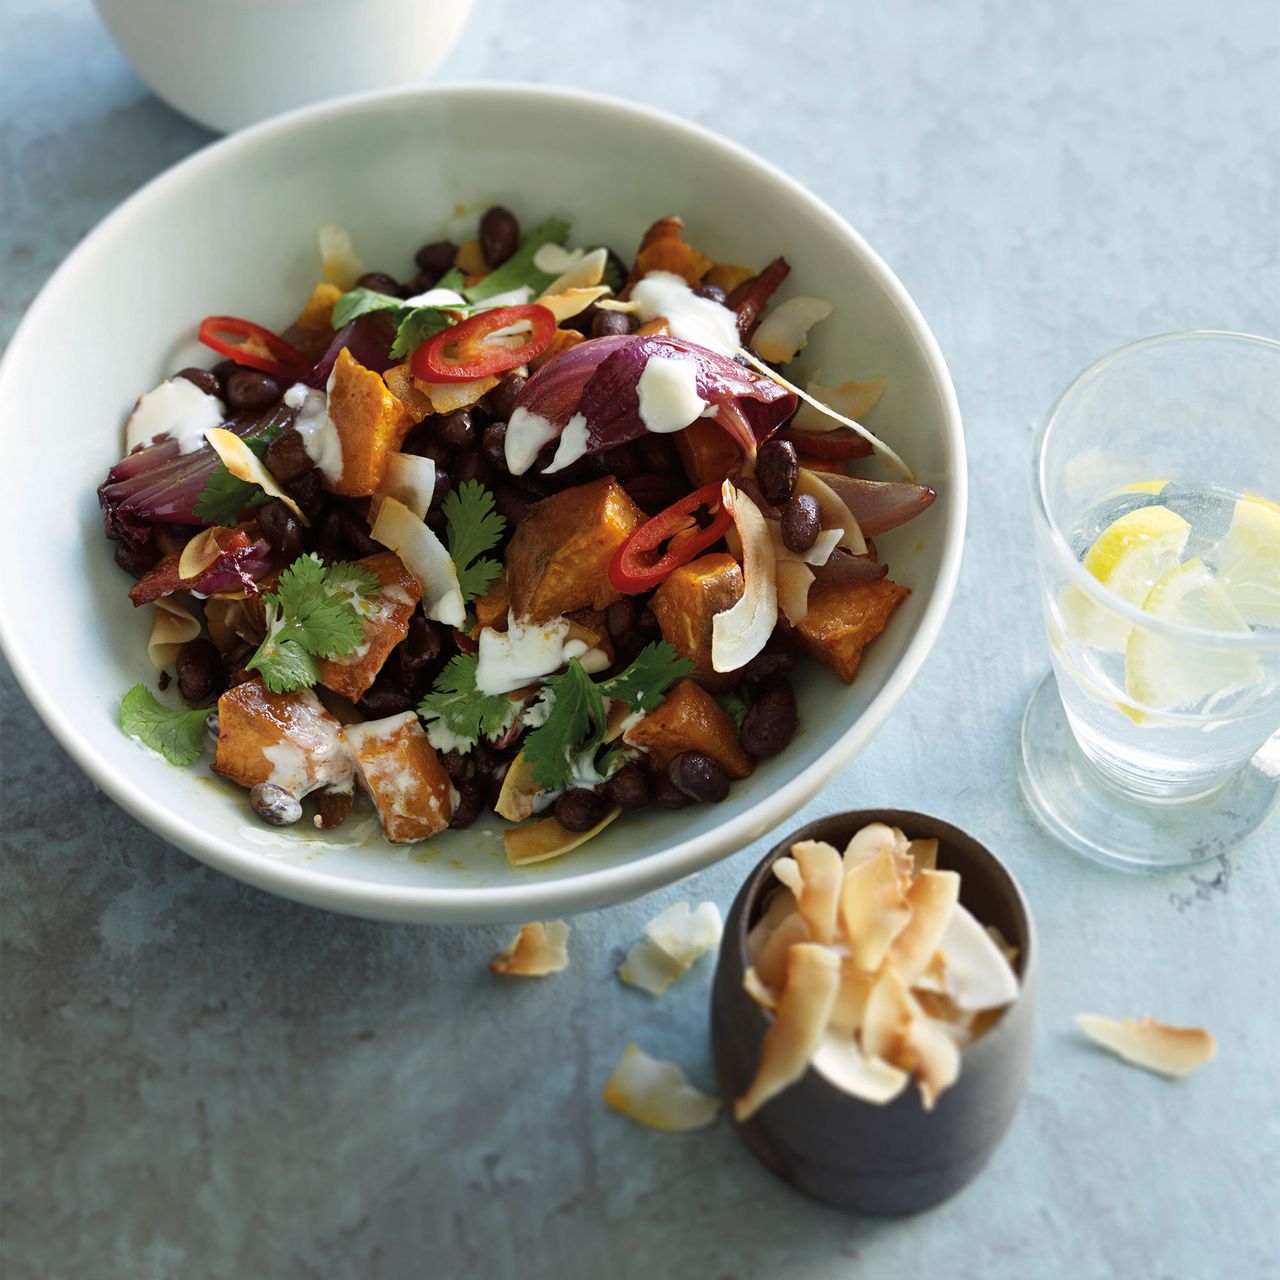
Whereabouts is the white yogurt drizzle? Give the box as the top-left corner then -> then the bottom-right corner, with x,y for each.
284,376 -> 343,486
505,406 -> 566,475
125,378 -> 226,454
635,356 -> 708,433
475,613 -> 611,698
261,689 -> 353,798
629,271 -> 741,356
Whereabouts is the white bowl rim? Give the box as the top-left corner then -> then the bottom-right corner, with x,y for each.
0,81 -> 967,923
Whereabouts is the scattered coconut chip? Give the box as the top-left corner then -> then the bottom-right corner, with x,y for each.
539,246 -> 608,295
603,1044 -> 722,1132
537,285 -> 612,325
771,856 -> 803,896
370,496 -> 465,628
811,1031 -> 910,1105
792,377 -> 887,434
595,297 -> 640,313
736,347 -> 913,480
791,840 -> 843,945
376,453 -> 436,522
503,806 -> 621,866
795,468 -> 867,556
742,965 -> 777,1010
417,374 -> 500,415
711,482 -> 778,673
532,242 -> 585,277
146,599 -> 201,671
774,557 -> 815,623
644,901 -> 724,969
177,527 -> 227,581
1076,1015 -> 1216,1078
619,940 -> 689,997
887,869 -> 960,985
318,224 -> 364,290
937,904 -> 1020,1011
751,296 -> 834,365
735,943 -> 841,1121
839,847 -> 912,973
204,428 -> 310,526
493,750 -> 542,823
490,920 -> 570,977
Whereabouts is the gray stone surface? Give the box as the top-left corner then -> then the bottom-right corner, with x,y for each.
2,1 -> 1278,1277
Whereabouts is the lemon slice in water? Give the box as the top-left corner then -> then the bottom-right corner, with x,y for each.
1064,505 -> 1191,651
1125,557 -> 1256,713
1216,493 -> 1280,628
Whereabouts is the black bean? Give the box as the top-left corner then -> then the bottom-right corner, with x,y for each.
176,639 -> 225,706
591,308 -> 633,339
414,240 -> 458,277
494,485 -> 533,526
487,372 -> 526,423
225,369 -> 282,412
250,782 -> 303,826
471,742 -> 505,779
314,788 -> 352,830
257,499 -> 304,561
603,764 -> 650,810
756,438 -> 799,506
356,271 -> 402,296
436,408 -> 476,452
113,540 -> 160,578
695,282 -> 728,305
265,427 -> 314,484
516,470 -> 556,499
667,750 -> 730,803
402,272 -> 435,297
740,631 -> 799,683
454,448 -> 493,487
400,613 -> 446,669
405,435 -> 450,468
623,474 -> 686,515
224,641 -> 256,687
589,441 -> 639,481
440,750 -> 474,784
449,780 -> 485,829
781,492 -> 820,553
426,508 -> 447,534
652,773 -> 693,809
605,599 -> 638,637
175,366 -> 221,397
481,422 -> 510,473
283,468 -> 328,521
555,787 -> 608,832
739,678 -> 797,758
636,434 -> 677,475
479,205 -> 520,269
637,606 -> 660,636
210,359 -> 238,393
356,678 -> 414,718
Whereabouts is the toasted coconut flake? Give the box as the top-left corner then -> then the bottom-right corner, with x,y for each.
862,967 -> 960,1110
735,943 -> 841,1121
1076,1015 -> 1216,1077
737,348 -> 912,480
539,246 -> 608,296
619,940 -> 688,996
503,806 -> 621,865
417,374 -> 500,415
370,496 -> 465,628
752,296 -> 834,365
795,468 -> 867,556
644,901 -> 724,968
711,483 -> 777,673
909,837 -> 939,875
913,949 -> 949,995
843,821 -> 900,870
603,1044 -> 722,1132
318,224 -> 364,289
938,904 -> 1020,1011
147,599 -> 201,671
493,750 -> 543,822
178,527 -> 226,581
910,1013 -> 963,1110
746,888 -> 796,965
792,377 -> 887,434
537,285 -> 612,324
985,923 -> 1019,966
791,839 -> 843,945
771,856 -> 803,896
754,911 -> 812,993
204,428 -> 309,526
455,239 -> 487,276
775,557 -> 815,623
743,965 -> 777,1010
811,1031 -> 910,1106
377,453 -> 436,521
595,297 -> 641,313
706,261 -> 755,294
888,869 -> 960,985
490,920 -> 570,977
829,954 -> 876,1032
839,847 -> 912,972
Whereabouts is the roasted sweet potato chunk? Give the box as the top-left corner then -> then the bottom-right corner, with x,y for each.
651,554 -> 744,692
675,418 -> 739,487
382,362 -> 434,423
793,577 -> 910,683
315,552 -> 421,701
327,348 -> 414,496
344,711 -> 454,842
473,574 -> 511,633
506,477 -> 645,622
625,215 -> 713,292
624,678 -> 753,779
213,679 -> 354,797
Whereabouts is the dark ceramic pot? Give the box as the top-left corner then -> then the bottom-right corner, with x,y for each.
710,809 -> 1037,1216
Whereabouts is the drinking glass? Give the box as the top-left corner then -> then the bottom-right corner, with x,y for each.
1021,332 -> 1280,869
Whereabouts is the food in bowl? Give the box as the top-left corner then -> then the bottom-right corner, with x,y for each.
98,206 -> 937,862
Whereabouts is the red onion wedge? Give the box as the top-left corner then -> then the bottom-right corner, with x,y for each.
129,526 -> 274,605
820,475 -> 937,536
810,549 -> 890,588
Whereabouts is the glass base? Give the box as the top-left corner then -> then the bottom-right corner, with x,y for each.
1018,673 -> 1279,871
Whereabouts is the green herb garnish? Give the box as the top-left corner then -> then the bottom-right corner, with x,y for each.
119,684 -> 211,766
443,481 -> 506,603
715,691 -> 749,728
194,422 -> 284,525
462,216 -> 570,302
416,652 -> 520,752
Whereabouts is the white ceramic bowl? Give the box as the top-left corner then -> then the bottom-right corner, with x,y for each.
92,0 -> 474,133
0,85 -> 965,924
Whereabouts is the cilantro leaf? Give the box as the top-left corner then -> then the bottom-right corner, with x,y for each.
715,691 -> 749,728
598,642 -> 695,714
331,286 -> 403,328
435,266 -> 466,293
462,217 -> 571,303
194,425 -> 283,526
390,307 -> 458,361
523,659 -> 607,790
417,653 -> 520,752
443,481 -> 507,603
119,684 -> 211,766
247,554 -> 378,692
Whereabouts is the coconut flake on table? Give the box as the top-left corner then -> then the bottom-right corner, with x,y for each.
1076,1014 -> 1216,1077
618,901 -> 725,997
490,921 -> 571,977
751,296 -> 834,365
630,271 -> 741,357
603,1044 -> 721,1132
124,378 -> 226,454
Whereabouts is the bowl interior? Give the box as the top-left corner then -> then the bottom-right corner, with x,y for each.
0,86 -> 963,922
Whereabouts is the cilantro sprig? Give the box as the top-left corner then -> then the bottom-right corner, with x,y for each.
417,653 -> 520,753
247,553 -> 379,693
443,481 -> 506,603
119,684 -> 211,766
194,420 -> 284,526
